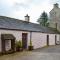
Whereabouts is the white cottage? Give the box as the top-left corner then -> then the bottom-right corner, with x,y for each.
0,14 -> 60,53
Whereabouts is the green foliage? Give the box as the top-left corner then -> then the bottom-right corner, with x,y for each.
37,11 -> 49,27
30,40 -> 32,46
16,40 -> 22,48
45,22 -> 49,27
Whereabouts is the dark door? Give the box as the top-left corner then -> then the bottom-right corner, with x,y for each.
55,35 -> 57,45
22,33 -> 27,49
47,35 -> 49,46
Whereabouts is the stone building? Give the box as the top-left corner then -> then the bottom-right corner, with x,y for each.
49,3 -> 60,31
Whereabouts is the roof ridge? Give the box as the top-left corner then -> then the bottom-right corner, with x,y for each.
0,16 -> 59,34
0,15 -> 40,25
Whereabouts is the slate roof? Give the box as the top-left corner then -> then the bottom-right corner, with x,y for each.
0,16 -> 60,34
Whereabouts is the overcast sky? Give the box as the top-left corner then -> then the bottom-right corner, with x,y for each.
0,0 -> 60,23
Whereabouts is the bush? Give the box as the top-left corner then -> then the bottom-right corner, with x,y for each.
16,40 -> 22,48
28,40 -> 34,51
15,40 -> 23,51
30,40 -> 32,46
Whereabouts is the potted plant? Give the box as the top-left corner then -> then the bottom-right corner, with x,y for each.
19,40 -> 23,51
16,40 -> 23,52
28,40 -> 33,51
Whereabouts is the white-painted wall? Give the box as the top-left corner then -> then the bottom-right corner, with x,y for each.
0,30 -> 30,41
0,34 -> 1,52
0,29 -> 59,52
31,32 -> 47,49
56,34 -> 60,44
49,34 -> 55,45
0,29 -> 30,51
57,35 -> 60,41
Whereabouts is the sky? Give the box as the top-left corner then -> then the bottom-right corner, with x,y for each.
0,0 -> 60,23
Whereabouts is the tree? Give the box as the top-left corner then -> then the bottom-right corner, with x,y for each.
37,11 -> 49,27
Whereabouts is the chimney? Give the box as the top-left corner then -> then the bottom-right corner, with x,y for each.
25,14 -> 30,22
54,3 -> 59,8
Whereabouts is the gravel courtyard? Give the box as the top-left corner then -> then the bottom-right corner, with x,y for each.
0,45 -> 60,60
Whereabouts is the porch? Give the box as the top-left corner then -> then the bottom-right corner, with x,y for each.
1,34 -> 15,54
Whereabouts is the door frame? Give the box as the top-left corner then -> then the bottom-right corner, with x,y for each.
47,35 -> 49,46
55,35 -> 57,45
22,33 -> 28,49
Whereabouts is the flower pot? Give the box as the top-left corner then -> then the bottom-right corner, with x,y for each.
28,46 -> 33,51
20,48 -> 23,51
16,47 -> 23,52
16,47 -> 20,51
15,40 -> 23,52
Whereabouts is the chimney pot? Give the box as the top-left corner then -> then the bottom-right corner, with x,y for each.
54,3 -> 59,8
25,14 -> 30,22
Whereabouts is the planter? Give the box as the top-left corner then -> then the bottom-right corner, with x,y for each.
28,46 -> 33,51
15,40 -> 23,52
0,52 -> 3,55
19,48 -> 23,51
16,47 -> 23,52
5,49 -> 15,54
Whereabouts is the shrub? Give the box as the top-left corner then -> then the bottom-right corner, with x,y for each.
16,40 -> 22,48
28,40 -> 34,51
15,40 -> 23,51
30,40 -> 32,46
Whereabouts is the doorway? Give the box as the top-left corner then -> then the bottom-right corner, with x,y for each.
47,35 -> 49,46
1,34 -> 15,53
22,33 -> 28,49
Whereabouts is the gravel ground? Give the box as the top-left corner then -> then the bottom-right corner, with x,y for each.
0,45 -> 60,60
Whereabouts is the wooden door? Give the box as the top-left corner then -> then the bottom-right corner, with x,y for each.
47,35 -> 49,46
22,33 -> 27,49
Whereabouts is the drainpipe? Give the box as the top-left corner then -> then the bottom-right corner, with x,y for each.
30,32 -> 32,46
55,35 -> 57,45
30,32 -> 32,41
55,23 -> 57,31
